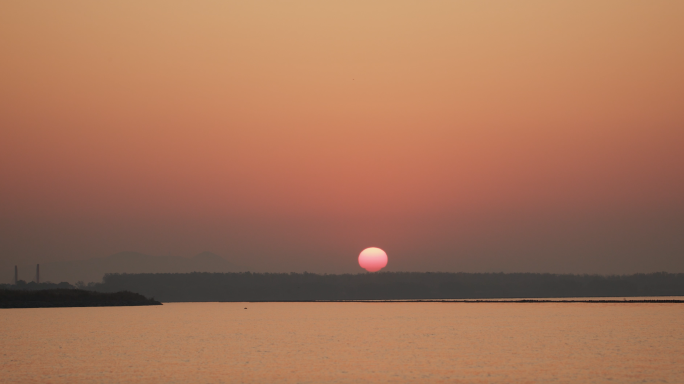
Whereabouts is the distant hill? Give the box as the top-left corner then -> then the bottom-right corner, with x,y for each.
92,272 -> 684,302
13,252 -> 248,284
0,289 -> 161,308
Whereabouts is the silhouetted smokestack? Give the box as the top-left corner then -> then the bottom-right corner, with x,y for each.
36,264 -> 40,284
14,265 -> 18,285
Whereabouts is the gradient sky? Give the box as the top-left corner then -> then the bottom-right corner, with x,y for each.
1,1 -> 683,278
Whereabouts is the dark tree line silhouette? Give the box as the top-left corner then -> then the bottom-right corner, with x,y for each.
0,288 -> 161,308
88,272 -> 684,302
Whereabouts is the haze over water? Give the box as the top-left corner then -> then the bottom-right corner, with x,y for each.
2,302 -> 683,383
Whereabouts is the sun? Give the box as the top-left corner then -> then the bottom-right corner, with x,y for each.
358,247 -> 388,272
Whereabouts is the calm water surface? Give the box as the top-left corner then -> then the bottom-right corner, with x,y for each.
2,302 -> 683,383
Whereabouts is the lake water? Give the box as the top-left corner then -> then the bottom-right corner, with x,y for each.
2,301 -> 683,383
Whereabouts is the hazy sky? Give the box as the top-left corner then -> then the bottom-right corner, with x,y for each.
1,1 -> 683,276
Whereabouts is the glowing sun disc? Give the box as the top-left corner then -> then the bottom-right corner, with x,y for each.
358,247 -> 388,272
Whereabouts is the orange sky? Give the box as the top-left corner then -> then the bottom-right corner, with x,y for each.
1,1 -> 683,276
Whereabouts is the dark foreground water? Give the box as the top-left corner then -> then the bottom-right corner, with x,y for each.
2,301 -> 683,383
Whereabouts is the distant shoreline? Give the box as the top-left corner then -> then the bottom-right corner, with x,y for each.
218,299 -> 684,303
0,289 -> 162,309
93,272 -> 684,302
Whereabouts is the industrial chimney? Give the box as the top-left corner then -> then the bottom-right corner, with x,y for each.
14,265 -> 18,285
36,264 -> 40,284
